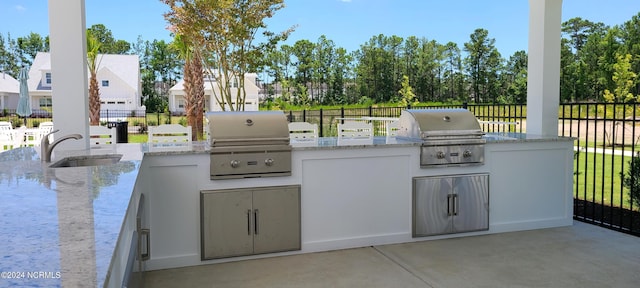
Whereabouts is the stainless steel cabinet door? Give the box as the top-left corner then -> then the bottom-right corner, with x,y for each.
201,190 -> 254,259
252,186 -> 301,254
413,177 -> 454,236
452,174 -> 489,233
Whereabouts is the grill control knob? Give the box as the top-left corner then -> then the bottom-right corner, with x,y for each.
230,160 -> 240,168
463,150 -> 472,158
436,151 -> 446,159
265,158 -> 274,166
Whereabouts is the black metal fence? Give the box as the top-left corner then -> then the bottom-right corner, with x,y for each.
286,106 -> 405,137
285,103 -> 526,137
0,108 -> 54,128
0,109 -> 187,134
559,103 -> 640,236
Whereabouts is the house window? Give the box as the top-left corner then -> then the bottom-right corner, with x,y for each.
178,100 -> 185,109
39,98 -> 52,108
102,80 -> 109,87
205,74 -> 216,81
232,78 -> 238,88
45,73 -> 52,85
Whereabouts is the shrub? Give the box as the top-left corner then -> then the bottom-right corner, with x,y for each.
358,96 -> 375,106
147,120 -> 157,127
138,124 -> 148,133
10,119 -> 22,128
622,153 -> 640,208
178,117 -> 187,126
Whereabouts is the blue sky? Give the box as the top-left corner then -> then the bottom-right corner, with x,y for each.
1,0 -> 639,58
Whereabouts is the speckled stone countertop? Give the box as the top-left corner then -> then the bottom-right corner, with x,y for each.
0,133 -> 571,287
482,132 -> 574,142
0,144 -> 148,288
292,133 -> 574,150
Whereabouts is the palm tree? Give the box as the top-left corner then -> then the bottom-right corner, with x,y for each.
173,34 -> 205,140
87,31 -> 102,125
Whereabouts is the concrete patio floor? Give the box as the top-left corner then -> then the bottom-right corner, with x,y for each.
145,221 -> 640,288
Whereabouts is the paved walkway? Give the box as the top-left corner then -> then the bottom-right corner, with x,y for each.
574,146 -> 638,157
146,222 -> 640,288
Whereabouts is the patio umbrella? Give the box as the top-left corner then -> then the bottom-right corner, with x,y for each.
16,66 -> 32,126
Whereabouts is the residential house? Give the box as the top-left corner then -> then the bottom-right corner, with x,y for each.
168,72 -> 259,113
28,52 -> 144,116
0,72 -> 19,111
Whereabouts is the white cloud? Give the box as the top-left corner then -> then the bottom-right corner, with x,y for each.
340,0 -> 352,3
15,5 -> 26,12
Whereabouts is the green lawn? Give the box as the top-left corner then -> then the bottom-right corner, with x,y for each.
128,134 -> 148,143
574,150 -> 636,210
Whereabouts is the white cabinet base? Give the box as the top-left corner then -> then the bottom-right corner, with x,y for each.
141,139 -> 574,270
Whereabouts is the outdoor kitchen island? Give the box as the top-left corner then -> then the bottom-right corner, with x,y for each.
0,133 -> 574,288
140,132 -> 574,272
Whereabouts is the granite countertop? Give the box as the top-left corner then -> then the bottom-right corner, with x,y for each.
143,133 -> 573,153
291,133 -> 574,150
481,132 -> 575,142
0,133 -> 571,287
0,144 -> 143,288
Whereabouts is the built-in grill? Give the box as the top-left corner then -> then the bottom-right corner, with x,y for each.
207,111 -> 291,179
396,109 -> 485,167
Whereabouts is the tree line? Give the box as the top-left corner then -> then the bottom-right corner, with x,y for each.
1,13 -> 639,109
265,13 -> 640,106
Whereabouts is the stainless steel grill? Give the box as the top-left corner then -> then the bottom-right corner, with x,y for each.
396,109 -> 485,167
207,111 -> 292,179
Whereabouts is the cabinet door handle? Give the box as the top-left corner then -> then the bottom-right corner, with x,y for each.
254,209 -> 259,235
453,194 -> 458,216
447,194 -> 453,216
140,228 -> 150,261
247,209 -> 252,235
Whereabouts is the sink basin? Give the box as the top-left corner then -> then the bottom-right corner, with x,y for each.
49,154 -> 123,168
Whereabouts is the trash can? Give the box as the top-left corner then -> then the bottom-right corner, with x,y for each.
115,121 -> 128,143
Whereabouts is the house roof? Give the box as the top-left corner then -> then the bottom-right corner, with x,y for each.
0,72 -> 19,94
28,52 -> 140,92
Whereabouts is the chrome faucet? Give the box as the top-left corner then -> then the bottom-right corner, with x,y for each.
41,129 -> 83,162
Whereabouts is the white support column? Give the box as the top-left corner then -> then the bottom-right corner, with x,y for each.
48,0 -> 90,150
527,0 -> 563,136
